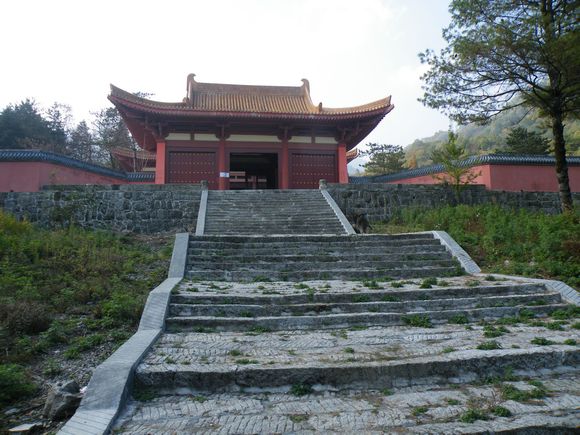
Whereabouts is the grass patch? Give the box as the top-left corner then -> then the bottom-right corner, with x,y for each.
373,205 -> 580,289
442,347 -> 456,353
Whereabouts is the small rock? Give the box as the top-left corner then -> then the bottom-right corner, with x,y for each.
4,407 -> 20,416
8,422 -> 43,434
42,380 -> 82,421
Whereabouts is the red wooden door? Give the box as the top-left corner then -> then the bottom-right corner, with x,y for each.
290,152 -> 337,189
167,151 -> 218,187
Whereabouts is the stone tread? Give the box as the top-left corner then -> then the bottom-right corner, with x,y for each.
114,373 -> 580,434
137,324 -> 580,383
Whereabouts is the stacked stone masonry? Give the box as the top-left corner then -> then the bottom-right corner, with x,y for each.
1,185 -> 201,233
2,184 -> 580,234
326,183 -> 580,222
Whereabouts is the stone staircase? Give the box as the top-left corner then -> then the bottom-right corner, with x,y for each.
115,276 -> 580,433
203,189 -> 346,235
186,233 -> 461,281
111,220 -> 579,433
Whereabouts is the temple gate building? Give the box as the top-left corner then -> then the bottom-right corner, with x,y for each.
109,74 -> 394,189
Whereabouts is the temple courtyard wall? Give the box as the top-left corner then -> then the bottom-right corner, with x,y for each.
1,183 -> 579,234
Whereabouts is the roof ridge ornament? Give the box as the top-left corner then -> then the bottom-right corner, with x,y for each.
301,78 -> 310,94
185,74 -> 197,105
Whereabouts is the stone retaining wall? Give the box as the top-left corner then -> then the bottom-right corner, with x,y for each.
327,183 -> 580,222
1,185 -> 201,233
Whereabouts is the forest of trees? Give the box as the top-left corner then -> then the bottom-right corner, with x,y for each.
405,107 -> 580,168
0,99 -> 137,169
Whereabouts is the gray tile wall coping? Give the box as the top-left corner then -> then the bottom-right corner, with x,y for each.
430,230 -> 482,274
195,189 -> 208,236
320,188 -> 355,235
58,233 -> 189,435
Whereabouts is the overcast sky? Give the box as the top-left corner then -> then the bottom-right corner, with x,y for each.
1,0 -> 451,158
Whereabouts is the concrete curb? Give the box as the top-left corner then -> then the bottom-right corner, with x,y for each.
482,273 -> 580,305
320,189 -> 356,235
195,189 -> 208,236
58,233 -> 189,435
430,230 -> 482,274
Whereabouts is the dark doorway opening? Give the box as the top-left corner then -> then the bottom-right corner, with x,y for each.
229,153 -> 278,189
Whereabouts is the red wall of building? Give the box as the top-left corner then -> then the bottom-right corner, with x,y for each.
0,162 -> 146,192
386,164 -> 580,192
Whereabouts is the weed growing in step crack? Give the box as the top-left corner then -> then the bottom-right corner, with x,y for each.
501,381 -> 548,402
530,337 -> 555,346
442,347 -> 456,354
290,383 -> 313,396
491,406 -> 512,417
564,339 -> 577,346
352,295 -> 371,303
343,347 -> 355,354
363,280 -> 382,289
228,349 -> 243,357
411,406 -> 429,416
402,314 -> 432,328
190,395 -> 207,402
235,358 -> 259,365
288,414 -> 309,423
448,314 -> 469,324
391,281 -> 404,288
459,407 -> 489,423
483,325 -> 510,338
476,341 -> 502,350
466,280 -> 481,287
420,277 -> 438,288
446,398 -> 460,405
551,306 -> 580,320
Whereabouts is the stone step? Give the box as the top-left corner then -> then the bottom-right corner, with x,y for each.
135,326 -> 579,391
116,372 -> 580,434
165,304 -> 566,332
187,245 -> 448,257
191,234 -> 433,242
188,252 -> 449,264
169,292 -> 562,317
172,283 -> 551,305
184,266 -> 461,281
188,259 -> 458,272
188,238 -> 443,249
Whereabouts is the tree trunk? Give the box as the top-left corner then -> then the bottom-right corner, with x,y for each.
551,112 -> 573,212
541,0 -> 574,212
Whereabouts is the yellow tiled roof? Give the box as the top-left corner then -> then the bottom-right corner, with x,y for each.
110,74 -> 392,118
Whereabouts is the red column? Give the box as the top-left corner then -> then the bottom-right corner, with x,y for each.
337,142 -> 348,184
217,138 -> 228,190
280,140 -> 289,189
155,140 -> 166,184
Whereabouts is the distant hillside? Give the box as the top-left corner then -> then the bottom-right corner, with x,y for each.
405,107 -> 580,167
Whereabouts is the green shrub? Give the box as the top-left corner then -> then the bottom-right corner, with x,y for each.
101,292 -> 144,326
0,301 -> 51,334
0,364 -> 36,406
